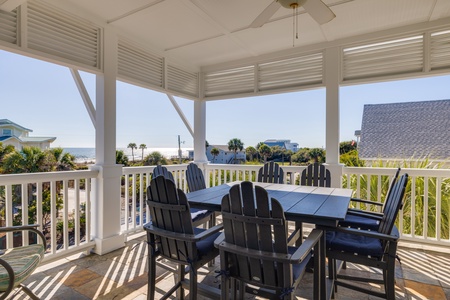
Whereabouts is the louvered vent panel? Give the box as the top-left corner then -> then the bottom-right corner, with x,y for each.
430,30 -> 450,71
0,9 -> 17,44
343,36 -> 423,81
118,41 -> 163,88
167,65 -> 198,97
204,66 -> 254,97
259,53 -> 323,91
27,1 -> 100,68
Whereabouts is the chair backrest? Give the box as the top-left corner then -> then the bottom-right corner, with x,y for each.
300,163 -> 331,187
378,173 -> 408,236
381,168 -> 401,213
221,181 -> 289,288
186,163 -> 206,192
146,176 -> 194,261
257,161 -> 284,184
152,165 -> 175,182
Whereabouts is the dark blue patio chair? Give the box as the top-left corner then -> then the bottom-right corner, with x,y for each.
257,161 -> 284,183
326,173 -> 409,299
300,162 -> 331,187
340,168 -> 401,231
153,164 -> 213,227
215,181 -> 322,300
186,163 -> 216,228
144,176 -> 222,300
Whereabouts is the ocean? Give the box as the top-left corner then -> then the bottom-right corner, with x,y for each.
63,147 -> 193,163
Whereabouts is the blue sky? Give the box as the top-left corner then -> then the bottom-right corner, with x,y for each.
1,50 -> 449,149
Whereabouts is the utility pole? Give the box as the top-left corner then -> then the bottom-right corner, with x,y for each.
178,135 -> 184,164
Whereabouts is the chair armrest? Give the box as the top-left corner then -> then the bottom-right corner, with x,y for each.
0,224 -> 46,249
290,229 -> 322,263
145,223 -> 223,243
350,198 -> 383,206
214,232 -> 225,248
329,226 -> 399,242
346,209 -> 383,220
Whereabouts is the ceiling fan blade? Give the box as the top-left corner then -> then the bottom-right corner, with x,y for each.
302,0 -> 335,25
250,1 -> 281,28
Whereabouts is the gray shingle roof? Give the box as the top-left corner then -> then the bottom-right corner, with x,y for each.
359,99 -> 450,160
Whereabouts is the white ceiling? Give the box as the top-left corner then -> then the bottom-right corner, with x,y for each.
48,0 -> 450,70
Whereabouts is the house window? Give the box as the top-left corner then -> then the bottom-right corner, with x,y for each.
2,129 -> 12,136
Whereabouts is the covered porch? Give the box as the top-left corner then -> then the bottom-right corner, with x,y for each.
1,0 -> 450,298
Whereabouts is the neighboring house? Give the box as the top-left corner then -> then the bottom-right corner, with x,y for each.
263,139 -> 299,152
206,145 -> 246,164
358,100 -> 450,163
0,119 -> 56,150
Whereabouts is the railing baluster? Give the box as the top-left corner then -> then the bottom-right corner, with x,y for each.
22,183 -> 29,246
424,176 -> 429,239
63,179 -> 69,250
436,177 -> 441,242
5,184 -> 13,247
74,179 -> 80,247
50,181 -> 57,254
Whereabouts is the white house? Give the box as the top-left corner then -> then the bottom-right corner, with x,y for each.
0,119 -> 56,150
263,139 -> 299,153
206,145 -> 246,164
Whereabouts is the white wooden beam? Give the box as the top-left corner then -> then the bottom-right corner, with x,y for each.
0,0 -> 26,12
70,68 -> 96,129
166,94 -> 194,137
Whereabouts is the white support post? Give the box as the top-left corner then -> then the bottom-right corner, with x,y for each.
90,28 -> 124,255
324,47 -> 344,187
193,100 -> 208,163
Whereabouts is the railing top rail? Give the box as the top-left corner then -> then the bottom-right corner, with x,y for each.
344,166 -> 450,177
0,169 -> 99,185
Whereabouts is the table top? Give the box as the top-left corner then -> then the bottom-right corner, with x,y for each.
187,181 -> 353,227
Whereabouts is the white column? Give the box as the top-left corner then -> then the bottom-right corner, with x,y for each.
90,28 -> 124,255
193,100 -> 208,163
324,47 -> 344,187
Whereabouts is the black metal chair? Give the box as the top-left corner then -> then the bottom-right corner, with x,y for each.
0,225 -> 46,300
340,168 -> 401,231
300,162 -> 331,187
215,181 -> 322,300
257,161 -> 284,184
153,164 -> 213,227
326,173 -> 409,299
144,176 -> 222,300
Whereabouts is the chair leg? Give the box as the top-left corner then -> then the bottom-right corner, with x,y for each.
189,267 -> 197,300
147,252 -> 156,300
20,285 -> 40,300
177,265 -> 185,299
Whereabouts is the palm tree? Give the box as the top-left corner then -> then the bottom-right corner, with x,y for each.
0,142 -> 15,172
227,138 -> 244,164
144,151 -> 167,166
258,144 -> 272,163
246,146 -> 257,161
210,147 -> 219,163
2,146 -> 48,174
139,144 -> 147,161
47,147 -> 76,171
309,148 -> 325,163
127,143 -> 137,162
116,150 -> 129,166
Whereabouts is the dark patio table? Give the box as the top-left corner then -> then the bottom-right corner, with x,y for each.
186,181 -> 353,300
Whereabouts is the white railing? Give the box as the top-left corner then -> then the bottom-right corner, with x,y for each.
122,163 -> 450,247
3,163 -> 446,262
0,169 -> 98,260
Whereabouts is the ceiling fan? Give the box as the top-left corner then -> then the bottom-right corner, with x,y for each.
250,0 -> 336,28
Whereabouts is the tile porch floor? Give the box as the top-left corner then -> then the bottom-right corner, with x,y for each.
11,234 -> 450,300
